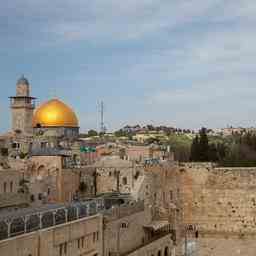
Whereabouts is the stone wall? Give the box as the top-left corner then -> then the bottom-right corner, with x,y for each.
195,237 -> 256,256
179,164 -> 256,256
180,166 -> 256,234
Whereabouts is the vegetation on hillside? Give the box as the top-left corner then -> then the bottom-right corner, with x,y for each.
190,128 -> 256,166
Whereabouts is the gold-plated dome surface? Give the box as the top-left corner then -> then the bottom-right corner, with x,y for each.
33,99 -> 79,128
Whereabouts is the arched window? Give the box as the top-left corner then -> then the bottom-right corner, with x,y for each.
37,165 -> 47,177
158,250 -> 161,256
120,222 -> 128,228
3,182 -> 7,193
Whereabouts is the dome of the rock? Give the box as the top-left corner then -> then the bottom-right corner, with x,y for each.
33,99 -> 79,128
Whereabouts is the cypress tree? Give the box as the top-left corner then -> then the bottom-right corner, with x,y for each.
190,135 -> 200,161
198,127 -> 209,161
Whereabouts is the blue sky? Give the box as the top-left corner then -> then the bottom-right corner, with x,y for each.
1,1 -> 256,133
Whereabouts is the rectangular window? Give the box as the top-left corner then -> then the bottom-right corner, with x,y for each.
64,242 -> 67,254
10,182 -> 13,193
81,237 -> 85,248
96,231 -> 99,241
170,190 -> 173,201
93,232 -> 96,243
3,182 -> 7,193
77,238 -> 80,249
59,244 -> 63,256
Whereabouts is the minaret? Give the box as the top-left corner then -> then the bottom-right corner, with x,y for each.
9,76 -> 36,135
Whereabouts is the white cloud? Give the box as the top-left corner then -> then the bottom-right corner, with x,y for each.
1,0 -> 256,131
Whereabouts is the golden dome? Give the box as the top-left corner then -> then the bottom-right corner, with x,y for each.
33,99 -> 79,128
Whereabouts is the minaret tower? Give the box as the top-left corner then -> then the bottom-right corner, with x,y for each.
9,76 -> 36,135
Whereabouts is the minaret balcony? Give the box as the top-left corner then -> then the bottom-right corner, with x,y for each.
9,97 -> 36,109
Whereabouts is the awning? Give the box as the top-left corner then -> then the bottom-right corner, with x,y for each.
144,220 -> 170,231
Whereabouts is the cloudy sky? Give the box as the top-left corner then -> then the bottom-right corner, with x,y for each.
1,0 -> 256,133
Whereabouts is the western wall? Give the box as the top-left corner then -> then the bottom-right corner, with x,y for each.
179,163 -> 256,256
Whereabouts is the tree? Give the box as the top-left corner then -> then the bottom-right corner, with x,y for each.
190,135 -> 199,161
208,144 -> 218,162
190,128 -> 210,162
198,127 -> 209,161
88,130 -> 98,137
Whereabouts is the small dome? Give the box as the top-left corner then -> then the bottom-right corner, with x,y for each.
33,99 -> 79,128
17,75 -> 29,85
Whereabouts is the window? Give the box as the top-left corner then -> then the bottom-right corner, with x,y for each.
164,247 -> 169,256
169,190 -> 173,201
81,237 -> 85,248
10,181 -> 13,193
96,231 -> 99,241
38,193 -> 42,200
59,244 -> 63,256
41,142 -> 47,148
93,232 -> 96,243
3,182 -> 7,193
77,238 -> 80,249
122,177 -> 127,185
30,194 -> 35,202
121,222 -> 128,228
59,243 -> 67,256
64,242 -> 67,254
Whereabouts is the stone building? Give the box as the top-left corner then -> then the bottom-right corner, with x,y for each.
94,156 -> 144,195
124,145 -> 167,162
103,201 -> 175,256
0,161 -> 29,209
25,153 -> 96,206
0,200 -> 103,256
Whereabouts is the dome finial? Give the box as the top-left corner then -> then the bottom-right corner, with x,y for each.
17,75 -> 29,85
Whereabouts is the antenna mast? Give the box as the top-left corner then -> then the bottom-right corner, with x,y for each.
99,101 -> 106,134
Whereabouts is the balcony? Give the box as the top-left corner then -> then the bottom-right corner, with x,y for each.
9,98 -> 36,109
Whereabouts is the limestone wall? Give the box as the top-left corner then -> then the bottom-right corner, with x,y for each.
195,237 -> 256,256
180,165 -> 256,235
